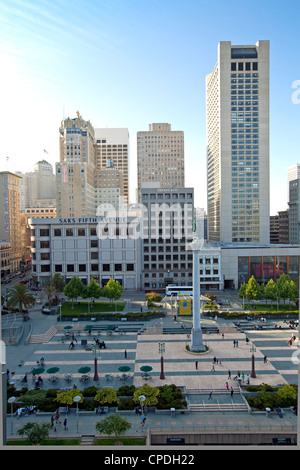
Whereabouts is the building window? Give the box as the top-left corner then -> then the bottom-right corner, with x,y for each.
40,229 -> 50,237
79,264 -> 86,272
41,253 -> 50,260
67,264 -> 74,272
41,265 -> 51,272
54,229 -> 61,236
66,228 -> 73,236
91,252 -> 98,259
55,265 -> 63,272
102,264 -> 110,271
78,228 -> 86,236
126,264 -> 134,272
40,241 -> 50,249
115,264 -> 122,271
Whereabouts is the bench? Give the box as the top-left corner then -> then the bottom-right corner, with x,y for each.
96,406 -> 108,415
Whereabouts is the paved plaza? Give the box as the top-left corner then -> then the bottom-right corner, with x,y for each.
3,299 -> 299,443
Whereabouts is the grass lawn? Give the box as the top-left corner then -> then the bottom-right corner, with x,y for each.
243,303 -> 298,313
61,301 -> 125,316
7,439 -> 82,446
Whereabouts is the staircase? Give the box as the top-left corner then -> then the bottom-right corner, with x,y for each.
28,325 -> 58,344
186,387 -> 249,413
189,402 -> 248,412
81,435 -> 95,446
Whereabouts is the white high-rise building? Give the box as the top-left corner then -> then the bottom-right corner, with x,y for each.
287,163 -> 300,202
206,41 -> 270,243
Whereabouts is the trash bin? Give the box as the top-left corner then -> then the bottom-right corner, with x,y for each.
170,407 -> 175,417
266,407 -> 271,417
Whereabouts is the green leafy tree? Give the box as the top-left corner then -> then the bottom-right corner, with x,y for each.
133,384 -> 160,407
287,280 -> 299,309
145,292 -> 162,306
94,387 -> 120,406
101,279 -> 123,304
7,284 -> 36,314
63,276 -> 85,308
245,276 -> 260,307
56,388 -> 83,406
17,422 -> 51,445
51,273 -> 66,298
264,279 -> 278,306
85,278 -> 102,307
95,414 -> 132,442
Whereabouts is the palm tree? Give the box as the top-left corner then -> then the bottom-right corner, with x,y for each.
7,284 -> 36,314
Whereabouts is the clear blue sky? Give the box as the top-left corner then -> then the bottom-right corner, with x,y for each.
0,0 -> 299,214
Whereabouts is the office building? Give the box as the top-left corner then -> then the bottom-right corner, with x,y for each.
137,123 -> 185,202
94,128 -> 129,204
287,164 -> 300,202
56,114 -> 96,218
29,216 -> 141,289
140,184 -> 194,291
289,178 -> 300,244
0,172 -> 22,272
206,41 -> 270,243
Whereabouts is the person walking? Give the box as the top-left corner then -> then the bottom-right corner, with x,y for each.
228,370 -> 231,379
225,382 -> 229,391
211,362 -> 215,372
195,361 -> 198,370
230,387 -> 234,398
208,392 -> 213,400
124,350 -> 127,359
63,417 -> 68,430
141,415 -> 147,427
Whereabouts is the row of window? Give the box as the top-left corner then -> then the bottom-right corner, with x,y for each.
231,62 -> 258,71
35,263 -> 135,273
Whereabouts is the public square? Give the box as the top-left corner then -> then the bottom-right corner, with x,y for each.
3,291 -> 298,445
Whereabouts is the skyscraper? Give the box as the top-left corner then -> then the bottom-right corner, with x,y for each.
206,41 -> 270,243
56,114 -> 95,218
137,123 -> 185,202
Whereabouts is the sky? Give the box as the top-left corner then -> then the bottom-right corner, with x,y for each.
0,0 -> 299,215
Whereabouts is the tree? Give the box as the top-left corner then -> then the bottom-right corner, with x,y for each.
287,280 -> 299,309
95,414 -> 132,442
17,422 -> 51,445
94,387 -> 120,406
264,279 -> 278,306
145,292 -> 162,306
101,279 -> 123,304
7,284 -> 36,314
276,273 -> 290,304
85,278 -> 102,306
245,276 -> 260,307
63,276 -> 85,308
133,384 -> 160,407
56,388 -> 83,407
51,273 -> 66,298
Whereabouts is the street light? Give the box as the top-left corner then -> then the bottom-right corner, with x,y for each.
73,395 -> 81,434
159,342 -> 165,380
8,396 -> 16,435
91,343 -> 100,381
250,343 -> 257,379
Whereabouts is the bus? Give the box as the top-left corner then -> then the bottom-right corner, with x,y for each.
165,285 -> 193,296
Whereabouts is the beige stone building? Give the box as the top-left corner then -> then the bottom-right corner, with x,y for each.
56,115 -> 96,218
206,41 -> 270,243
137,123 -> 185,202
0,171 -> 22,271
94,128 -> 129,204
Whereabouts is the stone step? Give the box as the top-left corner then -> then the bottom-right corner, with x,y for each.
81,434 -> 95,445
28,325 -> 58,344
186,388 -> 240,395
190,403 -> 248,412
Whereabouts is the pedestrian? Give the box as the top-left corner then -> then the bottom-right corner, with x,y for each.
230,387 -> 234,397
236,340 -> 239,348
63,417 -> 68,430
228,370 -> 231,379
195,361 -> 198,370
141,415 -> 147,427
55,410 -> 60,423
51,415 -> 55,428
264,355 -> 267,363
124,350 -> 127,359
222,333 -> 224,340
242,373 -> 245,382
247,375 -> 250,384
208,392 -> 212,400
225,382 -> 229,390
233,340 -> 236,348
211,363 -> 215,372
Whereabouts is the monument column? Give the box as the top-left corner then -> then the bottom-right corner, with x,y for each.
190,240 -> 206,352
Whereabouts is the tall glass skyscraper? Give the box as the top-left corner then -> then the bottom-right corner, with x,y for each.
206,41 -> 270,243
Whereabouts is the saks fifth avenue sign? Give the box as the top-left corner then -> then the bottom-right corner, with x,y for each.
58,217 -> 126,224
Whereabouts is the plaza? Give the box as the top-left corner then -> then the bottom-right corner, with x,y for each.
3,293 -> 298,446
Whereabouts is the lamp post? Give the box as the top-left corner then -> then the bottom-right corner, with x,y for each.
159,342 -> 165,380
250,343 -> 257,379
73,395 -> 81,434
8,397 -> 16,435
92,343 -> 100,381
